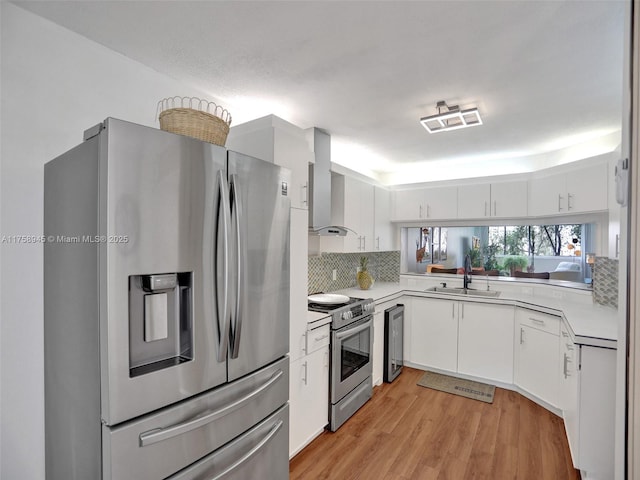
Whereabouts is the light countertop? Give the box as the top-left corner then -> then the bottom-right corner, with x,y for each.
324,281 -> 619,349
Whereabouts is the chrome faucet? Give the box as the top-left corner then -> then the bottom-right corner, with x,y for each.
463,253 -> 472,289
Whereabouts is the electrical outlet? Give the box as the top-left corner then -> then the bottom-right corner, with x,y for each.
332,269 -> 337,281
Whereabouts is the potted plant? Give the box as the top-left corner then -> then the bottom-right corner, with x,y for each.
502,255 -> 529,276
466,248 -> 483,268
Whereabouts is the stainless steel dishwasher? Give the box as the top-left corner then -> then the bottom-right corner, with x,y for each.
384,304 -> 404,383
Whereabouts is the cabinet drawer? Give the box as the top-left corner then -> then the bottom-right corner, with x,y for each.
517,309 -> 560,336
306,324 -> 330,354
103,357 -> 288,480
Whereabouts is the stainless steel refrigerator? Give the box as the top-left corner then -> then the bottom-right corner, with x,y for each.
44,118 -> 291,479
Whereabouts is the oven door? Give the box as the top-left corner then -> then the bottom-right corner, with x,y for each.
331,315 -> 373,403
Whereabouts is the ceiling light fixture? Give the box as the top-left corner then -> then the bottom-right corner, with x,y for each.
420,100 -> 482,133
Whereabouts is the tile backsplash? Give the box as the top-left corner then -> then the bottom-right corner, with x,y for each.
593,256 -> 618,308
308,251 -> 401,294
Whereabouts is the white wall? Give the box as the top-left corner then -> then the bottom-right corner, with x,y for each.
0,5 -> 226,478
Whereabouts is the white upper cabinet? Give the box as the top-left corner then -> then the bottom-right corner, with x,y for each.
490,180 -> 529,218
225,115 -> 312,210
320,174 -> 375,252
343,176 -> 375,252
457,184 -> 491,219
457,181 -> 528,219
529,162 -> 607,217
392,186 -> 457,221
374,187 -> 393,250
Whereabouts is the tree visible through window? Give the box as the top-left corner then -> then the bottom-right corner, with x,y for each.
488,225 -> 582,257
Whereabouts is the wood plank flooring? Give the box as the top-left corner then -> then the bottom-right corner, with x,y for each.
289,367 -> 580,480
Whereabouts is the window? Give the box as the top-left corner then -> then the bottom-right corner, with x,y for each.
488,225 -> 583,257
402,224 -> 590,283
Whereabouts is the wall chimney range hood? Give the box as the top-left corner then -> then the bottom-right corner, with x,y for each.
308,128 -> 348,236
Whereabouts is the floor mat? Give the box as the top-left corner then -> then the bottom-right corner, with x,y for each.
417,371 -> 495,403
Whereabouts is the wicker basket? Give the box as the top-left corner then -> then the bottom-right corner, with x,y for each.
157,97 -> 232,146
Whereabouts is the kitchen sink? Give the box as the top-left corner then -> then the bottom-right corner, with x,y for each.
425,287 -> 501,298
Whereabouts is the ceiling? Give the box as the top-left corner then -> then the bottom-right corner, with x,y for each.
15,1 -> 626,185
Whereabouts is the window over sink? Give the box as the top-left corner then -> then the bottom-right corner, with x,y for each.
401,223 -> 594,284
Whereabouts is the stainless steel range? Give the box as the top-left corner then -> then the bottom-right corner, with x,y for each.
308,295 -> 375,431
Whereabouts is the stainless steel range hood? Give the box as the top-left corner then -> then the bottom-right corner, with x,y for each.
308,128 -> 348,236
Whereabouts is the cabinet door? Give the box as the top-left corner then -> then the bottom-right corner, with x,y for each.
374,187 -> 392,251
491,180 -> 528,218
423,186 -> 458,219
457,184 -> 491,219
274,129 -> 312,210
331,176 -> 374,252
289,208 -> 309,361
528,173 -> 566,217
409,297 -> 458,372
559,324 -> 579,462
392,189 -> 424,221
358,181 -> 375,252
516,324 -> 559,407
458,302 -> 514,383
566,163 -> 608,213
289,347 -> 329,457
577,346 -> 616,477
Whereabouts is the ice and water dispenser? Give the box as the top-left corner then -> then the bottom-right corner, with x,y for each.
128,272 -> 193,377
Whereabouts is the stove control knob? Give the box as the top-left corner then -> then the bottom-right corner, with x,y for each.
365,302 -> 373,312
342,311 -> 352,321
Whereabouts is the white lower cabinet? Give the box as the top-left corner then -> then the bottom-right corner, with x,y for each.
515,309 -> 560,408
560,338 -> 616,479
457,303 -> 515,384
288,325 -> 330,458
408,297 -> 458,372
559,323 -> 579,460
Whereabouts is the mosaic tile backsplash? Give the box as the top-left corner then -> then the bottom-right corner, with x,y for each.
593,256 -> 618,308
308,251 -> 401,294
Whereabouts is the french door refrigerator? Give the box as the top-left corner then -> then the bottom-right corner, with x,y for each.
44,118 -> 291,479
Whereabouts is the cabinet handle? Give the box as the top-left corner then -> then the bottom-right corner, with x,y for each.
529,317 -> 545,325
558,194 -> 564,212
376,236 -> 380,250
314,334 -> 329,342
616,234 -> 620,258
363,236 -> 366,251
301,331 -> 308,355
563,353 -> 569,379
302,361 -> 308,385
419,205 -> 423,218
520,327 -> 524,345
568,193 -> 573,211
427,204 -> 431,218
493,200 -> 497,216
484,202 -> 488,217
452,304 -> 455,318
302,183 -> 308,206
324,350 -> 329,368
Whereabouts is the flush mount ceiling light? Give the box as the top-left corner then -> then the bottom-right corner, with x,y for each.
420,100 -> 483,133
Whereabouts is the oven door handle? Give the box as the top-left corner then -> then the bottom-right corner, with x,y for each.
336,320 -> 372,340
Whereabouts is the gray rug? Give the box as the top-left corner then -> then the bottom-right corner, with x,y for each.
417,371 -> 495,403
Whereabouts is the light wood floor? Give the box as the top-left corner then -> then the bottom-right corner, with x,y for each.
289,367 -> 580,480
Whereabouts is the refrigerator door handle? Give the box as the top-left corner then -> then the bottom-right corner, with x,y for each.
209,420 -> 284,480
229,174 -> 245,359
216,170 -> 232,363
139,369 -> 284,447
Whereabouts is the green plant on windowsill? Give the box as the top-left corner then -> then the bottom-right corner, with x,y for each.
502,255 -> 529,276
466,248 -> 483,268
483,244 -> 502,272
